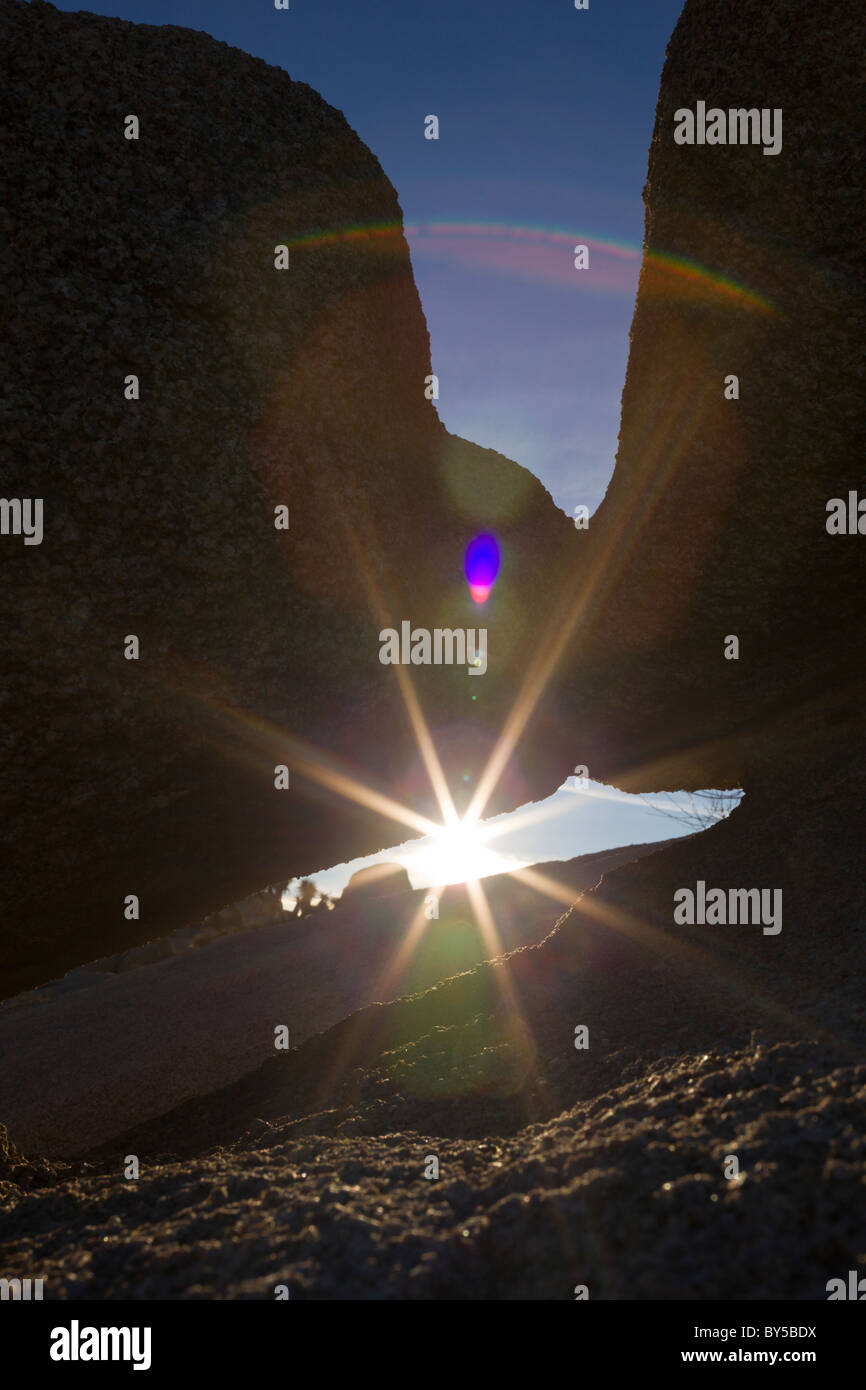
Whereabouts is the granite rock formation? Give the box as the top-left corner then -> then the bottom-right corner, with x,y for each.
341,862 -> 413,900
0,842 -> 672,1157
0,0 -> 574,997
559,0 -> 866,791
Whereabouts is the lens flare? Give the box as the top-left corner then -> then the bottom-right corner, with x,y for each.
465,533 -> 500,604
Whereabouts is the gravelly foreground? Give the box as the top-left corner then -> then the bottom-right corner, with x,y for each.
2,780 -> 865,1299
1,1040 -> 862,1300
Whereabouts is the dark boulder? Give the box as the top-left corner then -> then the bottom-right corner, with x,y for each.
0,0 -> 575,996
560,0 -> 866,791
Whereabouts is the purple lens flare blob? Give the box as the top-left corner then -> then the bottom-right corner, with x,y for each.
465,533 -> 500,604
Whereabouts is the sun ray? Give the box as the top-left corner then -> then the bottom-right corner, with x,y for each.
465,878 -> 546,1121
390,663 -> 460,829
313,461 -> 461,833
511,864 -> 830,1047
370,886 -> 445,1006
464,331 -> 742,831
174,684 -> 443,841
508,864 -> 589,910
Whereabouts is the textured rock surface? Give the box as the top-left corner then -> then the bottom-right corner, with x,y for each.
0,0 -> 574,996
18,776 -> 851,1299
560,0 -> 866,790
0,841 -> 670,1156
81,772 -> 866,1169
1,1042 -> 863,1299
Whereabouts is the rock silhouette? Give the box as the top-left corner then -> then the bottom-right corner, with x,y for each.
0,0 -> 574,996
558,0 -> 866,792
0,842 -> 672,1158
342,862 -> 413,900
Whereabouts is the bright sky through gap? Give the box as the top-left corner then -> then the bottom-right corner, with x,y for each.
294,784 -> 743,902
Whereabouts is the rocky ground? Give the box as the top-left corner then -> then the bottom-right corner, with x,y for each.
1,1038 -> 862,1300
1,789 -> 864,1300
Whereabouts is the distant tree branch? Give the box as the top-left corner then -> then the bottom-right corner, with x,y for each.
636,789 -> 743,832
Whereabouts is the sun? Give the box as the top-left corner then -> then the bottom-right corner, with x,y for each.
407,816 -> 515,887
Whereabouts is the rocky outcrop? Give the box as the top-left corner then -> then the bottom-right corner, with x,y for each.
0,841 -> 671,1156
0,0 -> 574,997
561,0 -> 866,791
342,863 -> 412,900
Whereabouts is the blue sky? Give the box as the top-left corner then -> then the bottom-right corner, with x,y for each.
55,0 -> 684,512
52,0 -> 720,885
